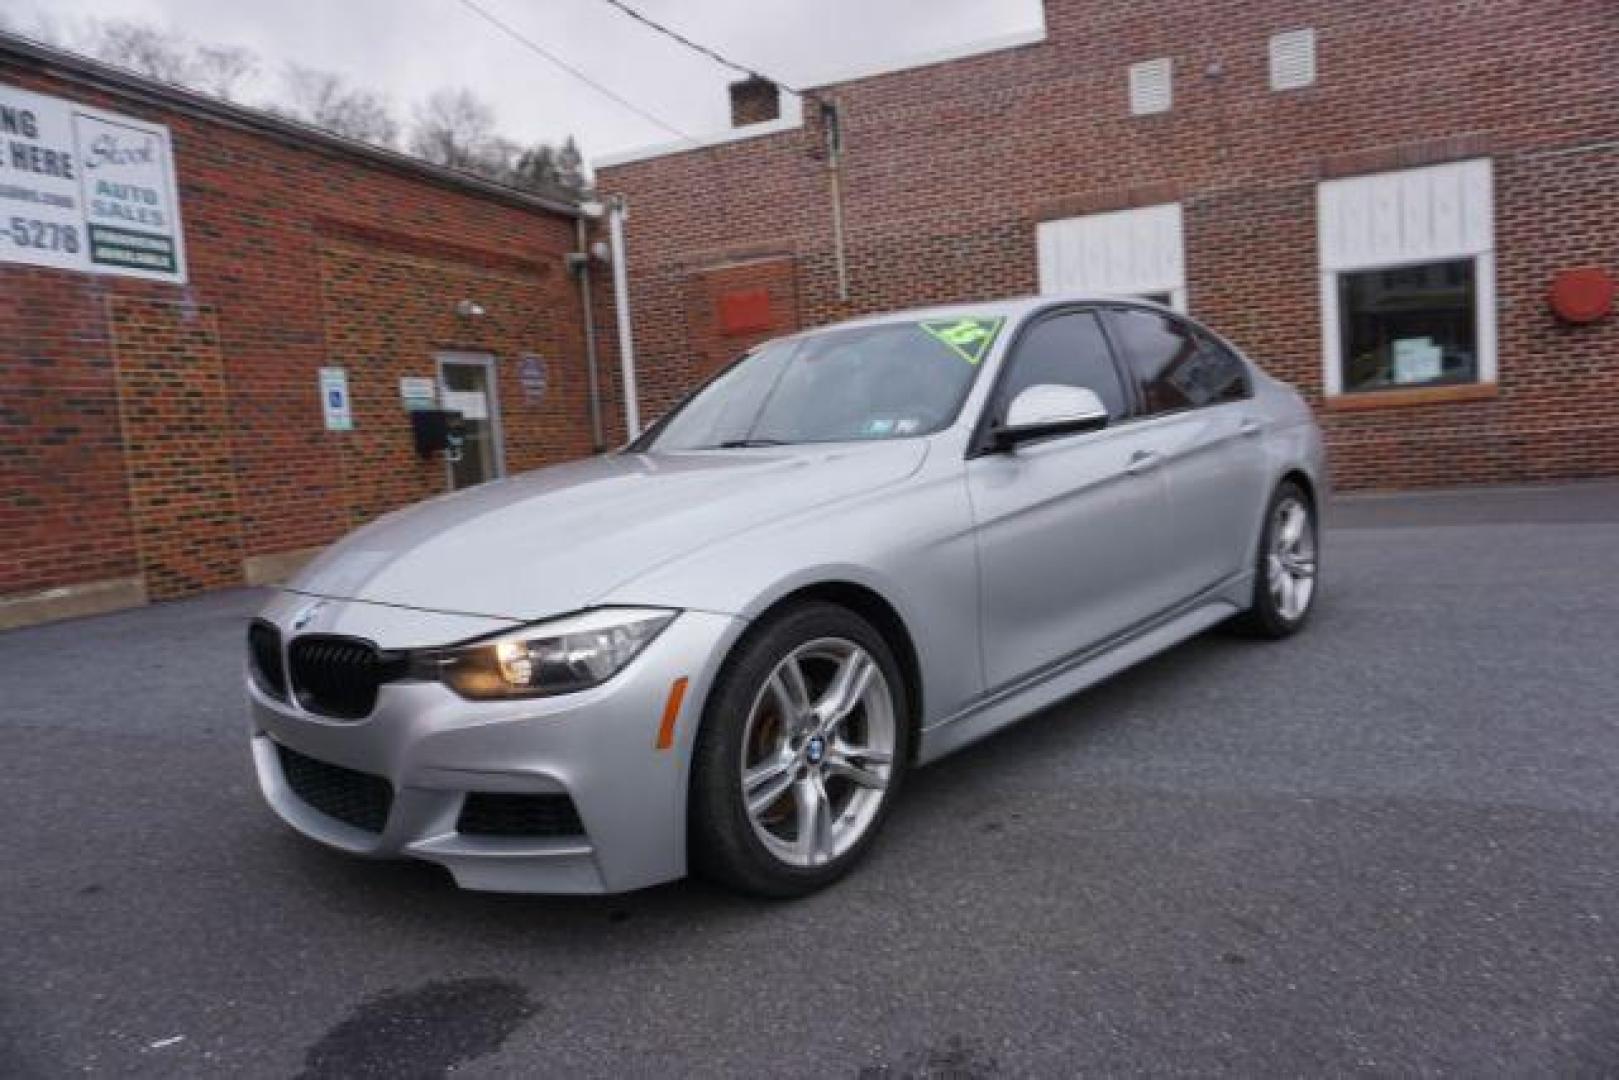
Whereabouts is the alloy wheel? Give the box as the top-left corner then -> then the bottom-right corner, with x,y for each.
739,637 -> 896,868
1266,496 -> 1317,621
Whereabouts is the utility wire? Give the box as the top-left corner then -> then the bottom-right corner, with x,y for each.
452,0 -> 701,144
595,0 -> 807,97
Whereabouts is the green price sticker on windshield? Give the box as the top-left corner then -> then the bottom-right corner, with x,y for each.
920,316 -> 1004,365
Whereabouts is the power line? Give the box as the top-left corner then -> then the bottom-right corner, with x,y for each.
452,0 -> 700,145
594,0 -> 806,97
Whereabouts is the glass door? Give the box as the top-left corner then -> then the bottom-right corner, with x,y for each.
436,352 -> 505,490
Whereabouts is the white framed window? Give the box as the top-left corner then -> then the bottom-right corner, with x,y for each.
1269,29 -> 1317,90
1317,159 -> 1496,396
1128,59 -> 1172,115
1036,202 -> 1186,312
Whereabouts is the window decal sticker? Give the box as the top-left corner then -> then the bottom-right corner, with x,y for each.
920,317 -> 1005,365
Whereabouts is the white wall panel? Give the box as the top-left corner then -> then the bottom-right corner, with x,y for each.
1036,202 -> 1185,309
1318,158 -> 1493,271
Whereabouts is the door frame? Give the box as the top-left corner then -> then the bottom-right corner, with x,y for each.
435,350 -> 507,487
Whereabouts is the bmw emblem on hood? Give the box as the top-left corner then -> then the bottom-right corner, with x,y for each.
291,600 -> 325,632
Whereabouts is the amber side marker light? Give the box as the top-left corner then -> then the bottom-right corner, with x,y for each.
655,677 -> 690,750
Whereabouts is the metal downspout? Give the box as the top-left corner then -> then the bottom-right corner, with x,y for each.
574,215 -> 605,452
607,196 -> 641,439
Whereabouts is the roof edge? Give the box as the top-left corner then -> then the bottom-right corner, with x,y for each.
0,32 -> 583,219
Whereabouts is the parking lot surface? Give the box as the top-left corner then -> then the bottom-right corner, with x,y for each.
3,482 -> 1617,1077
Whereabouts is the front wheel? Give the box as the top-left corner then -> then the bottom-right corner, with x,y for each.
1233,480 -> 1319,638
689,603 -> 910,898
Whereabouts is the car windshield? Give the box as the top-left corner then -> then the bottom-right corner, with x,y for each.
636,316 -> 1005,452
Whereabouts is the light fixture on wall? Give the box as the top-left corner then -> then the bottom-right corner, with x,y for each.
455,299 -> 486,320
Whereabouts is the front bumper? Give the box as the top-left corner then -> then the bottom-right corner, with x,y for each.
248,593 -> 743,894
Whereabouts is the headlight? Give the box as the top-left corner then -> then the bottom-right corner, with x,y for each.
418,608 -> 677,700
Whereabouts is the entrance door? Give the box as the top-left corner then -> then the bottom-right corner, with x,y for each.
437,352 -> 505,490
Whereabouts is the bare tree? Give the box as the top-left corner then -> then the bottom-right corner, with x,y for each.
409,87 -> 498,172
193,45 -> 258,102
69,18 -> 259,102
407,87 -> 589,197
81,19 -> 198,85
280,65 -> 400,147
5,18 -> 591,197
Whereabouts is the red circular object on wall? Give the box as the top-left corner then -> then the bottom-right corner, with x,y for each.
1548,267 -> 1615,324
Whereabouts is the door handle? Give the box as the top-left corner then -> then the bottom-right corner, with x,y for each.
1126,449 -> 1163,476
1239,417 -> 1263,438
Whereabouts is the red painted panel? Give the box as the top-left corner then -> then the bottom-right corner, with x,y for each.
716,288 -> 773,335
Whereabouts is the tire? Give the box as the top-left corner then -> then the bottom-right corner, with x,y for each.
1231,479 -> 1320,638
689,602 -> 911,898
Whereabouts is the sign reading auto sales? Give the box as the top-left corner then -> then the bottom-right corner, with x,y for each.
0,83 -> 187,283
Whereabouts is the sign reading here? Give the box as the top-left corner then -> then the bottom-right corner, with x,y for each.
0,83 -> 188,284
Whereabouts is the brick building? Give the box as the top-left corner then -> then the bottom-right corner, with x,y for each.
1,36 -> 610,628
5,3 -> 1617,628
596,0 -> 1619,491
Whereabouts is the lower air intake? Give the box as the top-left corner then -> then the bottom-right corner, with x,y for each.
457,793 -> 585,838
276,742 -> 393,834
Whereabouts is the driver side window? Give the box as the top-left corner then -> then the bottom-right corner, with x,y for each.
997,310 -> 1130,421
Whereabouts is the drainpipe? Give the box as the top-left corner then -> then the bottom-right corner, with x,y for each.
573,213 -> 605,452
606,195 -> 641,439
821,99 -> 849,303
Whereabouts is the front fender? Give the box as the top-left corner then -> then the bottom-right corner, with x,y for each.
596,447 -> 984,728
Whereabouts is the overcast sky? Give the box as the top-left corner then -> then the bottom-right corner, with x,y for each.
6,0 -> 1044,163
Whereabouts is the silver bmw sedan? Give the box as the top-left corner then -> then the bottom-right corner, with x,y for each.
246,295 -> 1325,897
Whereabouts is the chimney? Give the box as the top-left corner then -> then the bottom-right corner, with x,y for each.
728,76 -> 780,128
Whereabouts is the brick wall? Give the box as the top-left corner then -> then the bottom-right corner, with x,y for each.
599,0 -> 1619,490
683,256 -> 801,380
0,53 -> 593,607
0,271 -> 136,596
108,298 -> 244,599
316,231 -> 598,527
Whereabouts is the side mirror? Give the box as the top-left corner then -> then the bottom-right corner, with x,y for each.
990,385 -> 1109,450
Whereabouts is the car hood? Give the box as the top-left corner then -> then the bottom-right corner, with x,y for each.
286,441 -> 929,621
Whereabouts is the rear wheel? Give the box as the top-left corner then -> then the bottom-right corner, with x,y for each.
690,603 -> 909,898
1233,480 -> 1319,638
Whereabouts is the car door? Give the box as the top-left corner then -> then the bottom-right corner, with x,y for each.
965,307 -> 1179,692
1101,307 -> 1272,602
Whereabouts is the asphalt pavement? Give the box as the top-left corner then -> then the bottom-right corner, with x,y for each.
2,482 -> 1617,1077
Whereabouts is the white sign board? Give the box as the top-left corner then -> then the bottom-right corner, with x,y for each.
441,389 -> 488,421
0,83 -> 187,283
1392,337 -> 1443,384
399,376 -> 437,411
320,368 -> 352,431
518,354 -> 548,402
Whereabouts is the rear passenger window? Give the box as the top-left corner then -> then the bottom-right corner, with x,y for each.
997,311 -> 1129,422
1106,308 -> 1248,414
1193,333 -> 1252,402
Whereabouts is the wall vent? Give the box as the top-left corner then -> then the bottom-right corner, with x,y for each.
1128,59 -> 1172,115
1269,29 -> 1316,90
